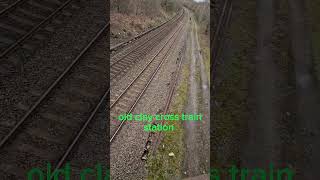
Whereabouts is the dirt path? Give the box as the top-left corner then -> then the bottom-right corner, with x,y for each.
242,0 -> 281,168
182,11 -> 209,179
193,15 -> 210,177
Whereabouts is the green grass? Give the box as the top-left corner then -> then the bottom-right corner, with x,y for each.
146,121 -> 184,180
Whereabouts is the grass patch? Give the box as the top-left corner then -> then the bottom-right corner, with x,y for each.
147,53 -> 190,180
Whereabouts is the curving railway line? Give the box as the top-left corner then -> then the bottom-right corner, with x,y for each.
0,23 -> 109,178
0,3 -> 188,178
109,10 -> 186,144
110,10 -> 184,83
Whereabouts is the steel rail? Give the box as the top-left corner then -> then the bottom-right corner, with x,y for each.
110,19 -> 184,109
151,32 -> 185,157
50,89 -> 109,179
141,15 -> 186,160
0,0 -> 26,16
110,23 -> 181,80
110,10 -> 184,66
0,23 -> 109,148
110,11 -> 185,82
110,10 -> 183,51
110,10 -> 185,67
110,20 -> 185,143
0,0 -> 75,59
163,49 -> 184,114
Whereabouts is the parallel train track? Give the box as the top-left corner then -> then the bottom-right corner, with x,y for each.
142,27 -> 186,160
110,9 -> 182,51
0,22 -> 109,178
0,0 -> 81,59
110,10 -> 184,83
109,10 -> 186,143
0,5 -> 187,178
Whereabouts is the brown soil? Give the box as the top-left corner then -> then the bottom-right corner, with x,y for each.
110,12 -> 170,46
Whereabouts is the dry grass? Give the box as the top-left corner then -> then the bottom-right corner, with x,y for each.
111,13 -> 166,40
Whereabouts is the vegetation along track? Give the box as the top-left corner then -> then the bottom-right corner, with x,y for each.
110,10 -> 184,84
110,11 -> 186,143
0,0 -> 81,60
0,23 -> 109,179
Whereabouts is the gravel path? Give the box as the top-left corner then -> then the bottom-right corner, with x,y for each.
182,11 -> 209,179
183,14 -> 200,176
194,15 -> 210,178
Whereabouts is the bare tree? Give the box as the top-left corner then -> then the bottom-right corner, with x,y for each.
111,0 -> 178,16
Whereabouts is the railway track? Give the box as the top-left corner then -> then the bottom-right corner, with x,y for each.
211,0 -> 232,83
142,32 -> 186,160
110,10 -> 182,51
110,10 -> 184,83
109,11 -> 186,143
0,0 -> 81,60
0,23 -> 109,178
65,101 -> 109,179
